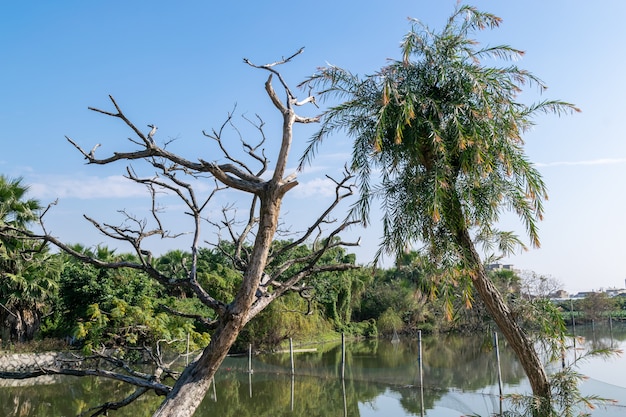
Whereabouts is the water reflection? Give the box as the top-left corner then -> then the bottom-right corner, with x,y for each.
199,334 -> 526,417
2,327 -> 626,416
571,323 -> 626,390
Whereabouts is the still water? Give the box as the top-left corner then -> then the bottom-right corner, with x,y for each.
2,325 -> 626,416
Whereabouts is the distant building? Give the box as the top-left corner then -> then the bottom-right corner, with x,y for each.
486,263 -> 515,271
604,287 -> 626,297
549,290 -> 569,299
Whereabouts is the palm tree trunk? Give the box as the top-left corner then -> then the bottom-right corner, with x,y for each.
455,225 -> 551,414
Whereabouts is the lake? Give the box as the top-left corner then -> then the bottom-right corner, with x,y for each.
2,324 -> 626,416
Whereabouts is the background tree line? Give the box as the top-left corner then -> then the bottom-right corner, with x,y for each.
2,174 -> 592,355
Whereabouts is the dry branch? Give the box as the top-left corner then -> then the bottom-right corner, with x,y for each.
1,51 -> 363,417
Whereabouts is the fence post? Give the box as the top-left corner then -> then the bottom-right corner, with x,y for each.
248,344 -> 253,374
571,299 -> 577,363
186,332 -> 190,366
418,330 -> 424,417
493,332 -> 504,415
248,343 -> 253,398
290,338 -> 295,376
341,333 -> 346,380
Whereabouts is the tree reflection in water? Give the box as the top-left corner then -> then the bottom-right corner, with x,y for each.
201,334 -> 525,417
2,327 -> 626,416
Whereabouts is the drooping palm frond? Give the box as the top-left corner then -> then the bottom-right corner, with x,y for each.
301,4 -> 577,263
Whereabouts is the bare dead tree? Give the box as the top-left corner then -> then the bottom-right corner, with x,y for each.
0,50 -> 360,417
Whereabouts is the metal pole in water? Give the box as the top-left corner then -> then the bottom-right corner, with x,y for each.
291,373 -> 295,412
248,371 -> 252,398
289,338 -> 295,411
248,344 -> 253,374
290,337 -> 295,376
418,330 -> 424,417
342,378 -> 348,417
571,298 -> 577,363
186,332 -> 190,366
248,343 -> 253,398
493,332 -> 504,415
341,333 -> 346,380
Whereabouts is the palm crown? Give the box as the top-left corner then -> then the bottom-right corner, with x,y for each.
300,5 -> 578,264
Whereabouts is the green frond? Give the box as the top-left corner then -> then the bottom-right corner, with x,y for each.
303,4 -> 575,269
524,99 -> 581,117
475,44 -> 525,61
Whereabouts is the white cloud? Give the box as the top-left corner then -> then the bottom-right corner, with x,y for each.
536,158 -> 626,167
292,164 -> 328,175
29,175 -> 147,199
292,177 -> 337,199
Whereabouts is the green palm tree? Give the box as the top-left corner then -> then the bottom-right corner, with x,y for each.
0,175 -> 59,342
300,5 -> 578,413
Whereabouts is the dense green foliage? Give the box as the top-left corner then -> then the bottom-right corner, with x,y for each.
4,237 -> 591,354
2,219 -> 560,353
0,176 -> 61,343
1,192 -> 617,354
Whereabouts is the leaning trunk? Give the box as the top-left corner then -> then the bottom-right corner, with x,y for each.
153,316 -> 244,416
456,225 -> 551,414
153,196 -> 281,417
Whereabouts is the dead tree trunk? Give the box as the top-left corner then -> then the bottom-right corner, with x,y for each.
154,193 -> 281,416
0,50 -> 359,416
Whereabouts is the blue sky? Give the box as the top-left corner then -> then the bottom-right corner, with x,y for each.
2,1 -> 626,293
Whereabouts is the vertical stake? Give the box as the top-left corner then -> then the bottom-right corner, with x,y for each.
186,332 -> 190,366
341,333 -> 346,380
290,338 -> 295,376
494,332 -> 504,416
418,330 -> 424,417
248,344 -> 253,374
342,378 -> 348,417
571,298 -> 577,363
291,373 -> 295,411
248,343 -> 253,398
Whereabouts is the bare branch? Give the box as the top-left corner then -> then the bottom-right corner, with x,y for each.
69,106 -> 265,194
202,108 -> 269,177
88,95 -> 154,147
269,166 -> 356,263
79,387 -> 150,417
0,223 -> 228,315
243,47 -> 305,102
0,302 -> 17,319
159,304 -> 217,329
0,368 -> 171,395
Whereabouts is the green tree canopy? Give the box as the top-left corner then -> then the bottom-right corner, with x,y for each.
0,175 -> 60,343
